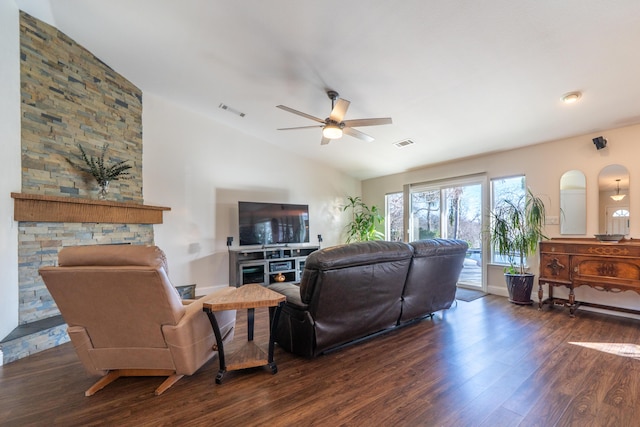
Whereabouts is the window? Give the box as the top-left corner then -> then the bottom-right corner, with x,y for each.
490,175 -> 525,264
409,175 -> 486,289
613,209 -> 630,217
385,192 -> 404,241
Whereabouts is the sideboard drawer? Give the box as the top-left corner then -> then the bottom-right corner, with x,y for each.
540,253 -> 570,281
572,256 -> 640,281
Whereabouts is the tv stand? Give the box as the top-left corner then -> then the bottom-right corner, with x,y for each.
228,246 -> 319,287
262,244 -> 289,249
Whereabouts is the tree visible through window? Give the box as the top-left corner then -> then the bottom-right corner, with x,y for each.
411,189 -> 441,239
490,175 -> 526,264
385,192 -> 404,241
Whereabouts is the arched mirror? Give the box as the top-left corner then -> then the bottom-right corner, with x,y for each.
598,164 -> 630,236
560,170 -> 586,235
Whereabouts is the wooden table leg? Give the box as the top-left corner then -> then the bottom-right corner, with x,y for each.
203,307 -> 226,384
568,286 -> 577,317
247,307 -> 255,341
267,301 -> 284,374
538,281 -> 544,310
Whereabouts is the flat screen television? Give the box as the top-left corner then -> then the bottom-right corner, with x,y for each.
238,201 -> 309,246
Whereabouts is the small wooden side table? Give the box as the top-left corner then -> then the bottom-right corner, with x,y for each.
202,284 -> 285,384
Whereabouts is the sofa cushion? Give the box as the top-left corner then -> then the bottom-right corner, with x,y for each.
409,238 -> 469,257
300,241 -> 414,304
400,239 -> 468,322
298,241 -> 414,354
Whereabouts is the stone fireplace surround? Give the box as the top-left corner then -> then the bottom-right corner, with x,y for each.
0,12 -> 160,364
1,194 -> 170,363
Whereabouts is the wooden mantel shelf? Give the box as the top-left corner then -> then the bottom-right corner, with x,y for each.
11,193 -> 171,224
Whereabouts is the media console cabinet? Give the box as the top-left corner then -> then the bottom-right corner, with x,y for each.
538,238 -> 640,317
228,246 -> 319,287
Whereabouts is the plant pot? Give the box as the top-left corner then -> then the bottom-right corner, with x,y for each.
504,273 -> 534,305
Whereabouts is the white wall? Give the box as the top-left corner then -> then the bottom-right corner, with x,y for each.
363,124 -> 640,314
143,93 -> 359,294
0,1 -> 21,340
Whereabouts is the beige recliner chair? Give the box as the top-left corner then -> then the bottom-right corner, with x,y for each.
39,244 -> 235,396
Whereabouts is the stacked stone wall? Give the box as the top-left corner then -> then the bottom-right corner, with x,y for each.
20,11 -> 142,201
18,222 -> 154,323
14,12 -> 149,338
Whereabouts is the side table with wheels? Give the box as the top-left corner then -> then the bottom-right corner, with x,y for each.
202,284 -> 285,384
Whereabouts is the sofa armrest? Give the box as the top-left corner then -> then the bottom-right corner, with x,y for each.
268,282 -> 308,310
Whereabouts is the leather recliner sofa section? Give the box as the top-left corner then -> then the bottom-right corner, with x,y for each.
268,239 -> 468,357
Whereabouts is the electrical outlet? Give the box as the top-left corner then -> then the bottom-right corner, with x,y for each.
545,216 -> 559,225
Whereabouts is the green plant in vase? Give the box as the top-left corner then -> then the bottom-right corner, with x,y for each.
68,143 -> 132,199
343,196 -> 384,243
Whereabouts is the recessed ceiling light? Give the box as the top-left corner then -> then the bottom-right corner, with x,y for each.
561,92 -> 582,104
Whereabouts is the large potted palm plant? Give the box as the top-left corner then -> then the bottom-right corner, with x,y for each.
489,188 -> 547,304
343,196 -> 384,243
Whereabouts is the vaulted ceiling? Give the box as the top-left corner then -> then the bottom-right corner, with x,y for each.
17,1 -> 640,180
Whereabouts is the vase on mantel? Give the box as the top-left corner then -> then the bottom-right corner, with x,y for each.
98,180 -> 110,200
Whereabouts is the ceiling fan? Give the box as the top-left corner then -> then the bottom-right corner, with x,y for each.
277,90 -> 392,145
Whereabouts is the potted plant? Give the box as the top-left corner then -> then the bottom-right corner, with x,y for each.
343,196 -> 384,243
489,188 -> 547,305
67,143 -> 132,199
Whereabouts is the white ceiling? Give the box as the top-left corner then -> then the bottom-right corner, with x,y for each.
17,0 -> 640,180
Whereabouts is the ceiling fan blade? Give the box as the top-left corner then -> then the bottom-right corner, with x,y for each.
277,125 -> 323,131
329,98 -> 350,122
343,117 -> 393,127
320,136 -> 331,145
276,105 -> 325,124
343,127 -> 375,143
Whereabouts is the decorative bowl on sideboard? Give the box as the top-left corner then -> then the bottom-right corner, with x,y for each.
594,234 -> 625,242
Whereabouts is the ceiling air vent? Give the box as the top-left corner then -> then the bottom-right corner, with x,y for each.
218,103 -> 246,117
394,139 -> 415,149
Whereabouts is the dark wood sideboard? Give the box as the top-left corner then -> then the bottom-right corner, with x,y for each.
538,238 -> 640,317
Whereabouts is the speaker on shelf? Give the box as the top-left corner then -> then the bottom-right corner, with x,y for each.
593,136 -> 607,150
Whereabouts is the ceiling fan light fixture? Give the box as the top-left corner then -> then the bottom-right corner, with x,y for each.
322,124 -> 343,139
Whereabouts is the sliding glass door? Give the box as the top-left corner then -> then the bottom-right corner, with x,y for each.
409,177 -> 485,289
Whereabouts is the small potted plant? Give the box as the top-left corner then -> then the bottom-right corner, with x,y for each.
489,188 -> 547,304
68,143 -> 132,199
343,196 -> 384,243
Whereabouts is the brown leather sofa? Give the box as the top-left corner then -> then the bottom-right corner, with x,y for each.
39,245 -> 236,396
268,239 -> 468,357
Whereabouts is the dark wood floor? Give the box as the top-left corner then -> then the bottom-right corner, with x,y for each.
2,295 -> 640,426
